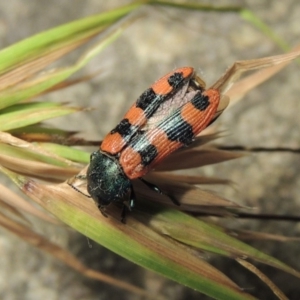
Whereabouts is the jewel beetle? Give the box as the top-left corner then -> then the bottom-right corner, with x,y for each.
85,67 -> 222,220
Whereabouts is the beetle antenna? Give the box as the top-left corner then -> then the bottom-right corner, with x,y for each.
67,180 -> 91,198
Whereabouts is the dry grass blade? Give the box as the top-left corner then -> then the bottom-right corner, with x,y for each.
0,154 -> 79,181
0,38 -> 91,91
189,131 -> 227,148
134,179 -> 240,210
212,95 -> 230,122
0,198 -> 30,225
0,211 -> 155,299
146,172 -> 232,186
231,230 -> 300,242
8,124 -> 78,143
39,70 -> 102,95
0,132 -> 80,167
211,47 -> 300,94
0,184 -> 58,224
226,44 -> 300,105
3,166 -> 258,299
157,147 -> 245,171
237,259 -> 288,300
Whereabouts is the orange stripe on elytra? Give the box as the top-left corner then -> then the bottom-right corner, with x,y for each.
120,146 -> 143,179
101,107 -> 147,155
180,89 -> 220,135
151,67 -> 194,95
147,128 -> 181,167
100,133 -> 125,155
123,106 -> 146,126
120,128 -> 182,179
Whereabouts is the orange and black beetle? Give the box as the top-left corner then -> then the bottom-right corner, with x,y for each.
86,67 -> 221,219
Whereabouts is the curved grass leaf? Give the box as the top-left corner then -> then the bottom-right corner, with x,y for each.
38,143 -> 90,163
146,205 -> 300,279
2,167 -> 257,300
0,2 -> 144,75
0,2 -> 143,110
0,103 -> 82,131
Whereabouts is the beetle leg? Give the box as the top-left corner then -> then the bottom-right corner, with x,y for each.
121,205 -> 127,223
139,178 -> 180,206
129,185 -> 136,210
121,185 -> 135,223
98,205 -> 108,218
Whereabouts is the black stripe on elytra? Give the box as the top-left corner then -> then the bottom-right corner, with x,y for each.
136,88 -> 164,119
130,135 -> 158,166
191,93 -> 210,111
167,72 -> 185,89
138,143 -> 158,166
158,110 -> 194,145
110,118 -> 137,142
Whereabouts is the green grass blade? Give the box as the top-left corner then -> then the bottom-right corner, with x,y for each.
0,17 -> 134,110
8,124 -> 76,137
150,0 -> 242,12
0,103 -> 82,131
147,203 -> 300,279
38,143 -> 90,163
0,2 -> 144,75
0,143 -> 71,168
2,169 -> 257,300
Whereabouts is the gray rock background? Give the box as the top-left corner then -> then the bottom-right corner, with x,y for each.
0,1 -> 299,299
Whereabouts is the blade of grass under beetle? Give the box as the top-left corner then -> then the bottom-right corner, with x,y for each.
134,178 -> 240,209
146,172 -> 232,186
157,147 -> 244,171
3,169 -> 257,300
